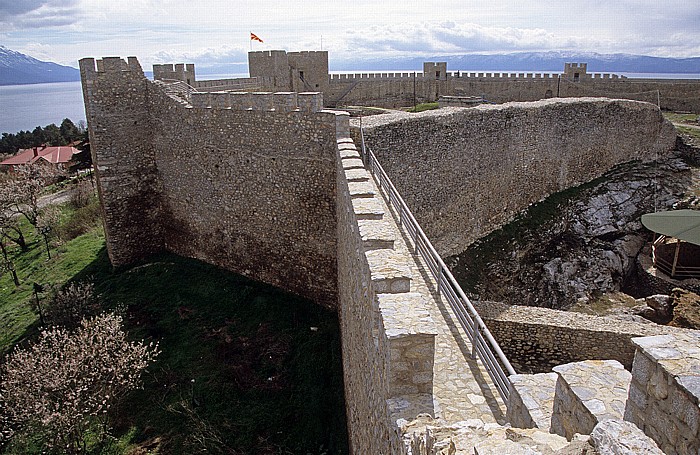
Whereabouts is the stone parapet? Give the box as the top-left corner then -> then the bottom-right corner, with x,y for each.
473,300 -> 680,372
625,333 -> 700,455
298,92 -> 324,112
379,292 -> 437,396
506,372 -> 557,429
336,132 -> 439,454
551,360 -> 631,440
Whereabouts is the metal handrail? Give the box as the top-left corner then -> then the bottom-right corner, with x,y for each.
357,128 -> 516,403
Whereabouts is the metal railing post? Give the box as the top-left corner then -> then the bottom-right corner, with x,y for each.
471,318 -> 479,359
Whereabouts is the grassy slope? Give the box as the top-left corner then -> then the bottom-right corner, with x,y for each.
1,207 -> 348,454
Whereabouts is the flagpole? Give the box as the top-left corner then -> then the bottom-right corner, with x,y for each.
250,32 -> 252,51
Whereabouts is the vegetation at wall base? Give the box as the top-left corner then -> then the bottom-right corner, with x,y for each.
1,201 -> 348,454
407,102 -> 439,113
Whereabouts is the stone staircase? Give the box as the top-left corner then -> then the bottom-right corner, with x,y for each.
404,331 -> 700,454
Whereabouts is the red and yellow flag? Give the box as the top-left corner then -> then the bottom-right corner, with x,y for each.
250,32 -> 263,43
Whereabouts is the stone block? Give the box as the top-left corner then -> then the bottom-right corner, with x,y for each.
190,92 -> 210,108
345,168 -> 370,182
251,92 -> 274,110
506,372 -> 558,430
348,181 -> 376,199
273,92 -> 297,112
297,92 -> 323,112
365,249 -> 411,294
352,197 -> 384,220
342,158 -> 365,170
229,92 -> 251,110
590,419 -> 663,454
357,219 -> 394,250
551,360 -> 631,440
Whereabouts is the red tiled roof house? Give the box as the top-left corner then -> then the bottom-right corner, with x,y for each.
0,145 -> 80,172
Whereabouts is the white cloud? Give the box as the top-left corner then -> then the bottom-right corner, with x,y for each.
2,0 -> 699,68
0,0 -> 81,28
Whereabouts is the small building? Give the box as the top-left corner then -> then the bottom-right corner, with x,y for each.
641,210 -> 700,280
0,145 -> 80,172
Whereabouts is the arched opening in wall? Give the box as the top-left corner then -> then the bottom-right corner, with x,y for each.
545,89 -> 553,98
574,73 -> 580,82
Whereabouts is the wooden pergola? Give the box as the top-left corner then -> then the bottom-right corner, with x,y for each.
642,210 -> 700,279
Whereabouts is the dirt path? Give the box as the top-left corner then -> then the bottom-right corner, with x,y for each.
38,187 -> 73,208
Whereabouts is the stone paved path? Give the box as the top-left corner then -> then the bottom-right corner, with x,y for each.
370,174 -> 507,425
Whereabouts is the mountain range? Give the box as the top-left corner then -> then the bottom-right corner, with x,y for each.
331,52 -> 700,74
0,46 -> 79,85
1,46 -> 699,85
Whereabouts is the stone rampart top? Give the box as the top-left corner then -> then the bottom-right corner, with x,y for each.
474,301 -> 687,337
356,97 -> 665,130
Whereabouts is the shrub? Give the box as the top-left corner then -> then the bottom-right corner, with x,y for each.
56,195 -> 101,241
44,281 -> 101,328
0,313 -> 159,453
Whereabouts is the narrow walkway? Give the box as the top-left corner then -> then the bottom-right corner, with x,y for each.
369,169 -> 507,424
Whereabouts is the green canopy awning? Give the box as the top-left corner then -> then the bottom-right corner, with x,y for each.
641,210 -> 700,247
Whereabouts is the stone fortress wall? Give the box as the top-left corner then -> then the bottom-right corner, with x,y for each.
246,50 -> 700,111
82,55 -> 699,454
356,99 -> 676,258
152,50 -> 700,111
80,57 -> 339,307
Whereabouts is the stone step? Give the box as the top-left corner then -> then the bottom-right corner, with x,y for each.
551,359 -> 631,440
506,372 -> 558,431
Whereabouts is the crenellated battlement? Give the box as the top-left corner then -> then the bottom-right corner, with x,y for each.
153,62 -> 196,85
79,56 -> 144,78
189,91 -> 324,112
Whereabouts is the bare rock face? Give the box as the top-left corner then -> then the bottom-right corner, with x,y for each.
448,151 -> 696,310
668,288 -> 700,329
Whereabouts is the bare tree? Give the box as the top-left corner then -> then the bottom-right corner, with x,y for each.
0,234 -> 19,286
35,205 -> 61,259
1,165 -> 63,229
0,313 -> 160,453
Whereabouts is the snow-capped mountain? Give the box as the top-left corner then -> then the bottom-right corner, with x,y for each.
0,46 -> 79,85
330,51 -> 700,74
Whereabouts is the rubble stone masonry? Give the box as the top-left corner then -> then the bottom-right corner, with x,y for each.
358,99 -> 676,258
81,57 -> 338,307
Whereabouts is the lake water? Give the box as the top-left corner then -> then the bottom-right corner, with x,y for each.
1,72 -> 699,135
0,81 -> 86,134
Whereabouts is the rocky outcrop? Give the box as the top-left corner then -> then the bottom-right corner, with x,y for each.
448,150 -> 698,309
668,288 -> 700,329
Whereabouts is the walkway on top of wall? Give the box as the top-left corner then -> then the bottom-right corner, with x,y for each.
341,137 -> 507,425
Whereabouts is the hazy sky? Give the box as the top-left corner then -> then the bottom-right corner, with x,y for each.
1,0 -> 699,69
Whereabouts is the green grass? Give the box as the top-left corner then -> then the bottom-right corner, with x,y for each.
0,209 -> 104,351
407,102 -> 439,113
91,253 -> 348,454
663,111 -> 699,124
2,200 -> 348,454
677,125 -> 700,143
